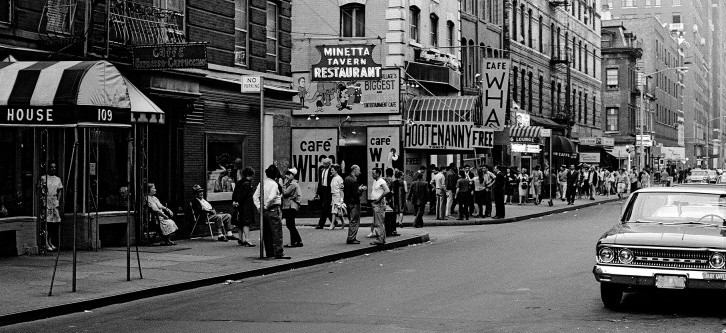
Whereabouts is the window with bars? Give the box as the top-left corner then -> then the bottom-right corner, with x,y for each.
410,6 -> 420,42
341,4 -> 365,37
430,14 -> 439,47
266,1 -> 278,73
234,0 -> 248,67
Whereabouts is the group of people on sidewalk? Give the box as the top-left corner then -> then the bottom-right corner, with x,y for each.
556,164 -> 658,202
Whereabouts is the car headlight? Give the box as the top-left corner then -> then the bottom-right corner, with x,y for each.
618,248 -> 634,264
598,247 -> 615,263
710,253 -> 726,269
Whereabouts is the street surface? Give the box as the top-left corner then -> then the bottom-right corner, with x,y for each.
6,201 -> 726,332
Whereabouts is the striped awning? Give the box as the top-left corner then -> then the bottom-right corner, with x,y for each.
509,126 -> 543,138
406,95 -> 479,123
0,61 -> 164,127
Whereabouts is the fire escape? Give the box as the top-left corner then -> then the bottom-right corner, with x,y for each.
38,0 -> 81,48
549,0 -> 573,138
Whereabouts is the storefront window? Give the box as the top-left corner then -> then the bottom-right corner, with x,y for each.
92,128 -> 130,212
0,129 -> 33,218
206,133 -> 246,202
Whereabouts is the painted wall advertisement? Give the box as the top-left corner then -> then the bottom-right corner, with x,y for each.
291,128 -> 338,205
403,122 -> 494,151
481,58 -> 511,131
367,127 -> 400,198
292,68 -> 399,116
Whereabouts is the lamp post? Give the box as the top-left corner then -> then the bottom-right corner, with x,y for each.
638,66 -> 689,172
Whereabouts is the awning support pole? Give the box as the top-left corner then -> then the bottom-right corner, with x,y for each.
72,128 -> 78,292
259,77 -> 265,259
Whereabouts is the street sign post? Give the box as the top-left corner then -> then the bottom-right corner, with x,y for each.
241,75 -> 265,258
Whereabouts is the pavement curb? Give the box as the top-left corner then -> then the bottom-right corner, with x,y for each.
0,233 -> 430,327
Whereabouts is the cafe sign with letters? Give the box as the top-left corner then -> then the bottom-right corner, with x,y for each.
132,43 -> 208,70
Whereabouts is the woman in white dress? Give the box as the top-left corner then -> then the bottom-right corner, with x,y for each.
146,183 -> 178,245
518,168 -> 530,205
40,162 -> 63,251
328,164 -> 345,230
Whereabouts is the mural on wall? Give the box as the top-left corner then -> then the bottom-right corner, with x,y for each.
292,68 -> 400,116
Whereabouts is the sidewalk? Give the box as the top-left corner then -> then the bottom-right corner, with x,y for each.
0,194 -> 619,327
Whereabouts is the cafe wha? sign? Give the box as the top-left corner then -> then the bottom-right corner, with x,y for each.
311,44 -> 382,81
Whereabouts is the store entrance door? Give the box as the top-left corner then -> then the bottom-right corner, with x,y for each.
520,156 -> 532,173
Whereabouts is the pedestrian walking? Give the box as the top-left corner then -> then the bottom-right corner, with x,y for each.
531,165 -> 543,205
585,165 -> 597,200
557,165 -> 568,201
328,164 -> 345,230
455,170 -> 470,220
232,167 -> 256,247
506,167 -> 519,204
369,168 -> 389,245
472,168 -> 486,217
391,170 -> 406,228
629,167 -> 639,193
407,172 -> 428,228
253,165 -> 289,259
492,165 -> 506,219
660,168 -> 670,187
616,168 -> 628,200
344,165 -> 364,244
566,164 -> 579,205
431,167 -> 447,220
282,168 -> 303,248
445,164 -> 458,217
315,158 -> 333,229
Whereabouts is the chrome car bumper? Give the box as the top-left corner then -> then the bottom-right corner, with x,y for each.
593,265 -> 726,289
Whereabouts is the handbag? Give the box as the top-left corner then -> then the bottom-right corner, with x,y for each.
520,183 -> 528,190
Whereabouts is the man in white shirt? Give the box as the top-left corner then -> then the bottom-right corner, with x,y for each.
254,165 -> 289,259
430,167 -> 447,220
191,185 -> 236,241
369,167 -> 390,245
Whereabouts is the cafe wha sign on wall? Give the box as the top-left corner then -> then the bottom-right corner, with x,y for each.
311,44 -> 382,81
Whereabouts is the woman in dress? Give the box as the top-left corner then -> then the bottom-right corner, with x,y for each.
518,168 -> 530,205
328,164 -> 345,230
391,171 -> 407,227
146,183 -> 178,246
506,168 -> 519,205
232,167 -> 256,247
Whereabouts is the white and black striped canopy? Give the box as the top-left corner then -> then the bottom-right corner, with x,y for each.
0,60 -> 164,127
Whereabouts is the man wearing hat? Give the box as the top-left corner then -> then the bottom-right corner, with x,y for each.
191,184 -> 236,241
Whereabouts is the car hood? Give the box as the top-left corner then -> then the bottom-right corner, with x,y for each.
598,223 -> 726,249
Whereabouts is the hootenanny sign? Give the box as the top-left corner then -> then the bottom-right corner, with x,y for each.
404,122 -> 493,151
132,43 -> 208,70
311,45 -> 382,81
291,128 -> 338,205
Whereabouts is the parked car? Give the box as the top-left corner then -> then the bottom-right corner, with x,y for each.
593,186 -> 726,309
685,169 -> 717,183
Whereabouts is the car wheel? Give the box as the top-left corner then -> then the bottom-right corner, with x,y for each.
600,283 -> 624,309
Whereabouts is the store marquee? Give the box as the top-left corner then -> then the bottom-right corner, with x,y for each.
404,122 -> 493,151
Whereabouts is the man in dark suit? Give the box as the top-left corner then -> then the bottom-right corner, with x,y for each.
315,158 -> 334,229
566,164 -> 579,205
407,172 -> 429,228
492,165 -> 506,219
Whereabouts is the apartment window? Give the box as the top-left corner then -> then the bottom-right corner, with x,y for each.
410,6 -> 420,42
672,13 -> 681,23
513,67 -> 519,103
539,75 -> 544,114
266,1 -> 278,73
578,40 -> 582,71
487,0 -> 493,22
430,14 -> 439,47
557,27 -> 561,59
654,0 -> 660,6
577,90 -> 582,122
584,93 -> 588,124
520,5 -> 525,43
538,16 -> 543,53
528,72 -> 533,112
234,0 -> 248,67
513,1 -> 518,40
673,0 -> 681,6
551,24 -> 556,57
155,0 -> 186,40
462,39 -> 468,85
0,0 -> 10,24
645,0 -> 651,5
606,107 -> 618,131
606,68 -> 618,88
527,9 -> 532,48
584,45 -> 588,74
550,80 -> 556,114
593,95 -> 596,126
447,21 -> 454,47
341,4 -> 365,37
521,68 -> 526,110
621,0 -> 634,7
470,40 -> 476,85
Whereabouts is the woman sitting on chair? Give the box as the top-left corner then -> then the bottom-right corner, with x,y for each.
146,183 -> 178,246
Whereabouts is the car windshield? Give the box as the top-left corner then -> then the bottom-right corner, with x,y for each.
691,170 -> 708,176
625,192 -> 726,223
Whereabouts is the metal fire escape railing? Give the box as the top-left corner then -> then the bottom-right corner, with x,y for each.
109,1 -> 185,46
38,0 -> 78,40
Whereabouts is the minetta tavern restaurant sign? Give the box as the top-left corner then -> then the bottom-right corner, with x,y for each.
311,44 -> 382,81
404,122 -> 494,151
132,43 -> 208,70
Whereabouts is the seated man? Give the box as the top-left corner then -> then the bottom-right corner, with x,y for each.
191,184 -> 237,241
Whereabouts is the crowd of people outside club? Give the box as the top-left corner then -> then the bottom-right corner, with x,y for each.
142,152 -> 709,259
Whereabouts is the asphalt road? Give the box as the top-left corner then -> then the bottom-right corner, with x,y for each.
6,201 -> 726,333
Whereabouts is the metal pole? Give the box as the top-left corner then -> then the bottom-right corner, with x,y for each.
259,77 -> 265,259
127,127 -> 133,281
548,137 -> 552,206
72,128 -> 78,292
639,75 -> 645,172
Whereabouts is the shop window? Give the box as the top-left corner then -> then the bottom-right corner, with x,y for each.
341,4 -> 365,37
0,0 -> 10,24
606,107 -> 618,131
0,129 -> 34,218
92,128 -> 130,212
266,1 -> 278,73
235,0 -> 248,67
206,133 -> 246,202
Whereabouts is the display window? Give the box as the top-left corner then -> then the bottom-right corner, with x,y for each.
206,133 -> 247,201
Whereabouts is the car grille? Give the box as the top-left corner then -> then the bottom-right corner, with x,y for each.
631,248 -> 711,269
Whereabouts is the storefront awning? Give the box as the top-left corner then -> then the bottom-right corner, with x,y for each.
509,126 -> 543,138
0,61 -> 164,127
529,114 -> 566,129
551,135 -> 577,158
406,95 -> 479,123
